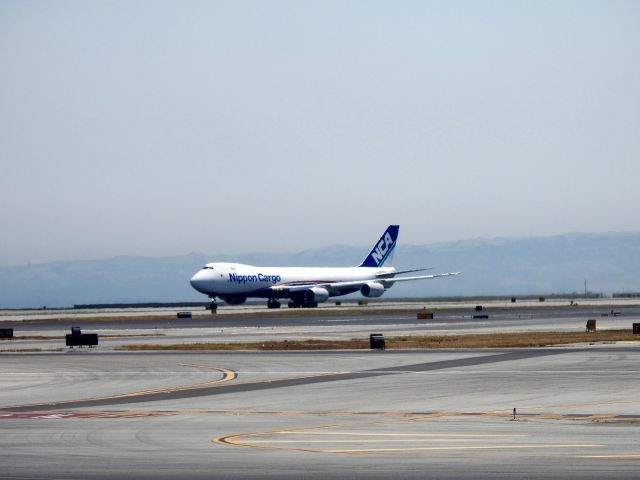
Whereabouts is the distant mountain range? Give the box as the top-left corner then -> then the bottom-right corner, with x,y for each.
1,232 -> 638,308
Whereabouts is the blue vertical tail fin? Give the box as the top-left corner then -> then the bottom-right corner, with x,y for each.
359,225 -> 400,268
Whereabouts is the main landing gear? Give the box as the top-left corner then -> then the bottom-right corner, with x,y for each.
267,298 -> 281,309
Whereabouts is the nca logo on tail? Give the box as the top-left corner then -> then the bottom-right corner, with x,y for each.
360,224 -> 399,268
371,232 -> 394,265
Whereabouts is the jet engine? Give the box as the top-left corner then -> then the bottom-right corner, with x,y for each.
360,282 -> 385,298
221,296 -> 247,305
304,287 -> 330,303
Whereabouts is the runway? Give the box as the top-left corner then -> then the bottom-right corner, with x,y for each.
1,347 -> 639,478
6,305 -> 639,331
1,301 -> 639,352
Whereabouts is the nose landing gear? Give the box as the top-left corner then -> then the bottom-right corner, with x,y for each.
208,297 -> 218,313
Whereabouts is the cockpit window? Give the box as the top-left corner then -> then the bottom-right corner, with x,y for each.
202,266 -> 214,270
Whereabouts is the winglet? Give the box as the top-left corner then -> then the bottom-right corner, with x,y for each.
359,225 -> 400,268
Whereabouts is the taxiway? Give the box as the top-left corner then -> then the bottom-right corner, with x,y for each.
1,347 -> 639,478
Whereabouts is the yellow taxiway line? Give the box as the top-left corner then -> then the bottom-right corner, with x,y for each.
271,431 -> 528,437
1,364 -> 236,410
322,444 -> 603,454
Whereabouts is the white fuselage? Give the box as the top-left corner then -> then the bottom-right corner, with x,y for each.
190,262 -> 395,298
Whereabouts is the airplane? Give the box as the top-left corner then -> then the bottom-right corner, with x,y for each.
189,225 -> 459,310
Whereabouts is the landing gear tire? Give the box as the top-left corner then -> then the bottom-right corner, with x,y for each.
267,298 -> 281,309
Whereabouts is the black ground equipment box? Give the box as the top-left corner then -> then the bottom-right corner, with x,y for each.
66,327 -> 98,347
370,333 -> 385,350
0,328 -> 13,339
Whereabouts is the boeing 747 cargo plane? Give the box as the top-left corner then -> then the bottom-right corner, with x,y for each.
190,225 -> 459,310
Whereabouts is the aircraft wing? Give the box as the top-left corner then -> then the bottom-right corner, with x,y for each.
269,272 -> 459,294
382,272 -> 460,283
269,282 -> 349,294
328,272 -> 460,288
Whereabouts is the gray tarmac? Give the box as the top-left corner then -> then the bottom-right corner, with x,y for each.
1,346 -> 640,479
1,301 -> 639,478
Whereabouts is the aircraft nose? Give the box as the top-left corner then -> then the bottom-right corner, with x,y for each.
190,271 -> 208,293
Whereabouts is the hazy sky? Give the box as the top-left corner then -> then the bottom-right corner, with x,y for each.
1,0 -> 639,266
